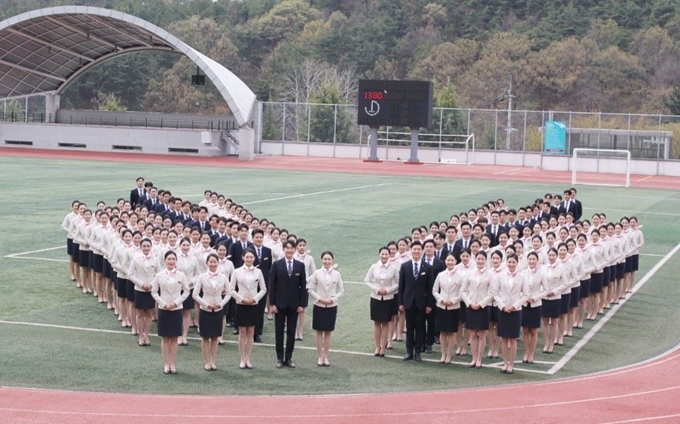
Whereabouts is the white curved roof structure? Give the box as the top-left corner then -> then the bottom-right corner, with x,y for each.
0,6 -> 256,127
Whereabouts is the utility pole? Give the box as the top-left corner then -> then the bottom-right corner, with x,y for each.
505,75 -> 515,150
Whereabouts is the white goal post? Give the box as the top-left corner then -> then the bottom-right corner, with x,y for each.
368,131 -> 475,164
571,148 -> 631,188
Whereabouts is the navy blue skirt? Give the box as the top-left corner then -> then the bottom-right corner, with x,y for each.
157,309 -> 183,337
312,305 -> 337,332
67,238 -> 73,256
497,309 -> 522,338
570,287 -> 581,308
199,309 -> 224,338
134,290 -> 155,310
541,299 -> 560,318
522,304 -> 541,329
625,256 -> 634,273
182,289 -> 195,310
103,260 -> 112,279
590,272 -> 604,294
632,254 -> 639,271
489,305 -> 498,324
602,267 -> 610,287
459,303 -> 467,324
437,308 -> 459,333
465,306 -> 490,330
78,250 -> 90,268
370,298 -> 392,322
560,293 -> 570,315
579,279 -> 591,299
616,263 -> 626,280
71,243 -> 80,263
117,277 -> 127,298
235,303 -> 259,327
126,280 -> 135,301
92,253 -> 104,274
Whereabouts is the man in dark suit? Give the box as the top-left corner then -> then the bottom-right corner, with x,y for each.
252,229 -> 272,343
269,240 -> 307,368
129,177 -> 145,207
454,222 -> 473,257
485,211 -> 502,248
215,221 -> 238,251
194,207 -> 210,233
228,224 -> 253,268
441,226 -> 461,261
422,239 -> 445,353
143,187 -> 159,211
398,241 -> 435,362
571,188 -> 583,221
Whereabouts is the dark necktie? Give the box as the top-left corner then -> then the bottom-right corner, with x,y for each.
413,262 -> 419,278
257,247 -> 262,260
242,242 -> 247,251
287,260 -> 292,276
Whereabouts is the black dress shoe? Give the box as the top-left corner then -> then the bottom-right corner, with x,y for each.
286,360 -> 296,368
414,353 -> 422,362
232,328 -> 239,335
403,354 -> 414,361
276,361 -> 284,368
425,345 -> 433,354
254,335 -> 262,343
434,336 -> 440,345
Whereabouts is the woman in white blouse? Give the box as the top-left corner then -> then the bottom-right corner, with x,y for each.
151,251 -> 190,374
541,247 -> 568,354
626,216 -> 644,294
294,239 -> 316,341
556,243 -> 575,345
493,254 -> 529,374
575,233 -> 594,329
177,238 -> 199,346
588,228 -> 609,320
229,249 -> 267,369
307,251 -> 345,367
461,251 -> 494,368
455,248 -> 474,356
432,252 -> 464,364
193,254 -> 231,371
364,247 -> 399,357
391,238 -> 411,343
128,238 -> 162,347
522,252 -> 545,364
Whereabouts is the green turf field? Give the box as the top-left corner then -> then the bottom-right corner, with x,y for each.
0,155 -> 679,395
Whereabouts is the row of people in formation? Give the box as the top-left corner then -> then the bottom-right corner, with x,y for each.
364,195 -> 643,373
62,186 -> 343,374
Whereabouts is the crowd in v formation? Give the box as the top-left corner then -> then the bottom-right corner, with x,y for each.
62,180 -> 643,375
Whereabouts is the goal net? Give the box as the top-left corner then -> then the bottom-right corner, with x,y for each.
368,131 -> 475,165
571,148 -> 631,188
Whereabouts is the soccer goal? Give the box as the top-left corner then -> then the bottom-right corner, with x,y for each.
571,148 -> 631,188
369,130 -> 475,164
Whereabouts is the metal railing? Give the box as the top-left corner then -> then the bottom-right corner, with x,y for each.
0,112 -> 241,132
261,102 -> 680,160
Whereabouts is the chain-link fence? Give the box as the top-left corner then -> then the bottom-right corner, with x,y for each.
261,102 -> 680,160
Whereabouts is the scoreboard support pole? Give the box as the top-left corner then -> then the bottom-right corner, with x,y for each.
406,127 -> 421,164
365,126 -> 380,162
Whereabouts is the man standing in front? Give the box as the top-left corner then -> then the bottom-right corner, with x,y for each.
269,240 -> 307,368
399,241 -> 435,362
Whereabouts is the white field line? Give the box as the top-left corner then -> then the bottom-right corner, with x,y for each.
603,413 -> 680,424
492,168 -> 522,175
0,319 -> 550,374
547,241 -> 680,375
5,256 -> 68,263
243,183 -> 392,205
4,245 -> 65,258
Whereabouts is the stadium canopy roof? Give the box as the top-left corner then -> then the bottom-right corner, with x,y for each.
0,6 -> 256,126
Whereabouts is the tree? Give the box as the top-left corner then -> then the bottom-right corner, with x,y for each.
96,92 -> 127,112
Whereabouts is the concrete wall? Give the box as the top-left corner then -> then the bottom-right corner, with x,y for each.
0,122 -> 226,156
260,141 -> 680,177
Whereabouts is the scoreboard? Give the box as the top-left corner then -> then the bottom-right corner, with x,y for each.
357,80 -> 433,128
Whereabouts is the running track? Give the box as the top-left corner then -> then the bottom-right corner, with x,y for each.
2,147 -> 680,423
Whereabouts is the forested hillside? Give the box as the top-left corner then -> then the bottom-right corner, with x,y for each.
3,0 -> 680,114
